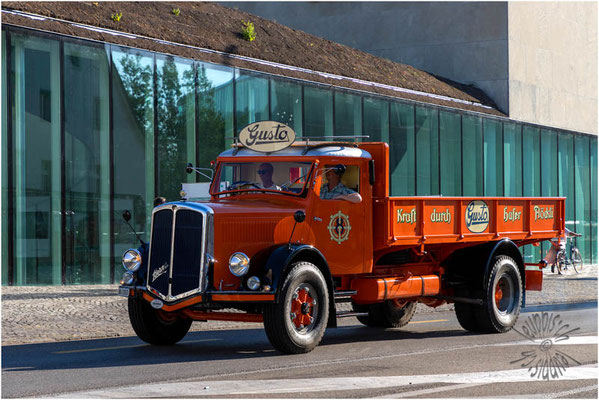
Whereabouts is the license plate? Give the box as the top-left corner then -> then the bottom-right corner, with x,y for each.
118,287 -> 130,297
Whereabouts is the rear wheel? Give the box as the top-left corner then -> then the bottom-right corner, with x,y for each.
353,300 -> 416,328
263,262 -> 329,354
475,256 -> 522,333
571,248 -> 583,273
453,287 -> 479,332
128,295 -> 192,345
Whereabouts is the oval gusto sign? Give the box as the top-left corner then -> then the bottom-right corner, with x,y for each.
465,200 -> 489,233
239,121 -> 296,152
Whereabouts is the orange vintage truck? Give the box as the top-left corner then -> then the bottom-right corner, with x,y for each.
119,121 -> 563,354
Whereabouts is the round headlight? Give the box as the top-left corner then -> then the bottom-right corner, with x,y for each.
121,271 -> 134,285
229,252 -> 250,277
122,249 -> 142,271
247,276 -> 261,291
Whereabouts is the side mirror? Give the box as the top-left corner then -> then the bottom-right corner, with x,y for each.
186,163 -> 194,174
122,210 -> 131,222
294,210 -> 306,223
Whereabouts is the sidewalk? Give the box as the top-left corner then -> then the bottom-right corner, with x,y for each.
1,265 -> 596,346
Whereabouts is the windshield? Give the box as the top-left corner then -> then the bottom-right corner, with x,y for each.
212,161 -> 313,196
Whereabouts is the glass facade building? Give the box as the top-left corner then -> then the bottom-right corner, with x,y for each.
1,26 -> 597,285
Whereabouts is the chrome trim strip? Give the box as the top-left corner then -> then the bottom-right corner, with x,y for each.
205,291 -> 274,295
167,206 -> 178,299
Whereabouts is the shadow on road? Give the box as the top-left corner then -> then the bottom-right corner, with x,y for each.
2,324 -> 470,372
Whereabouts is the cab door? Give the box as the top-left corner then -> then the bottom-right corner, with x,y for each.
311,161 -> 371,275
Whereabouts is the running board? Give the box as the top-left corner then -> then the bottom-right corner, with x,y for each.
334,290 -> 357,304
336,310 -> 368,318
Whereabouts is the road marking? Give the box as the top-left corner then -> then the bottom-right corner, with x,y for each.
52,338 -> 221,354
369,382 -> 485,398
54,365 -> 598,398
482,383 -> 599,398
497,335 -> 598,347
408,319 -> 448,324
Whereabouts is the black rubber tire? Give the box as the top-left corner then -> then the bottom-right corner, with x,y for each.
353,301 -> 416,328
556,250 -> 568,274
351,301 -> 380,326
128,295 -> 192,345
453,288 -> 480,332
474,256 -> 522,333
263,262 -> 329,354
571,248 -> 583,273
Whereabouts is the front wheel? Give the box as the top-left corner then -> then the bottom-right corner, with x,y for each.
571,248 -> 583,273
263,262 -> 329,354
475,256 -> 522,333
128,295 -> 192,345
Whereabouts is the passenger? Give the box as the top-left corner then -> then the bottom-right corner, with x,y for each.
257,163 -> 281,190
320,165 -> 362,203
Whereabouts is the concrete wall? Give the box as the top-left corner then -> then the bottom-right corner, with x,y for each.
226,1 -> 597,134
508,2 -> 597,135
225,2 -> 510,113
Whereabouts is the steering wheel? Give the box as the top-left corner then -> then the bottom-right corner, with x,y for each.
227,180 -> 261,190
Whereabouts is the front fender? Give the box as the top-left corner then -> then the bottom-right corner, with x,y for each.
264,244 -> 331,303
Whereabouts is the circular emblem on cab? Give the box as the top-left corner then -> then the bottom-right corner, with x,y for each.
465,200 -> 490,233
328,211 -> 352,244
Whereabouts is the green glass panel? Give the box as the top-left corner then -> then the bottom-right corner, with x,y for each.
522,126 -> 541,197
64,41 -> 110,284
540,129 -> 558,197
1,31 -> 8,284
483,119 -> 503,196
591,136 -> 598,263
462,115 -> 483,196
11,33 -> 62,285
574,135 -> 591,263
389,102 -> 415,196
112,47 -> 155,275
334,91 -> 362,138
522,126 -> 541,263
304,85 -> 332,139
415,107 -> 439,195
156,55 -> 195,201
271,78 -> 302,137
197,62 -> 234,181
503,123 -> 522,196
539,129 -> 558,259
439,111 -> 461,196
363,97 -> 388,142
558,132 -> 575,233
235,70 -> 268,134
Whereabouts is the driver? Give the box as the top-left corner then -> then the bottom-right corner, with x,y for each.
320,165 -> 362,203
257,163 -> 281,190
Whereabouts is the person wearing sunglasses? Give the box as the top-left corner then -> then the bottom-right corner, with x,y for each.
257,163 -> 281,190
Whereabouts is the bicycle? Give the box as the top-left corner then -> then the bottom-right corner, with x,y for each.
556,233 -> 583,274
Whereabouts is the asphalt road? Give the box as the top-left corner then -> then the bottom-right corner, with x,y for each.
2,301 -> 597,398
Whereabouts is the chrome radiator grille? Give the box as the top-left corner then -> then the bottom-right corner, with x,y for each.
147,204 -> 212,301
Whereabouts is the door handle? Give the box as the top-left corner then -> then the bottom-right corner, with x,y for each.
313,217 -> 322,222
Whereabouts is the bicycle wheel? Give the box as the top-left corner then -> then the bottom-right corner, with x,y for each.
556,250 -> 568,274
571,248 -> 583,273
